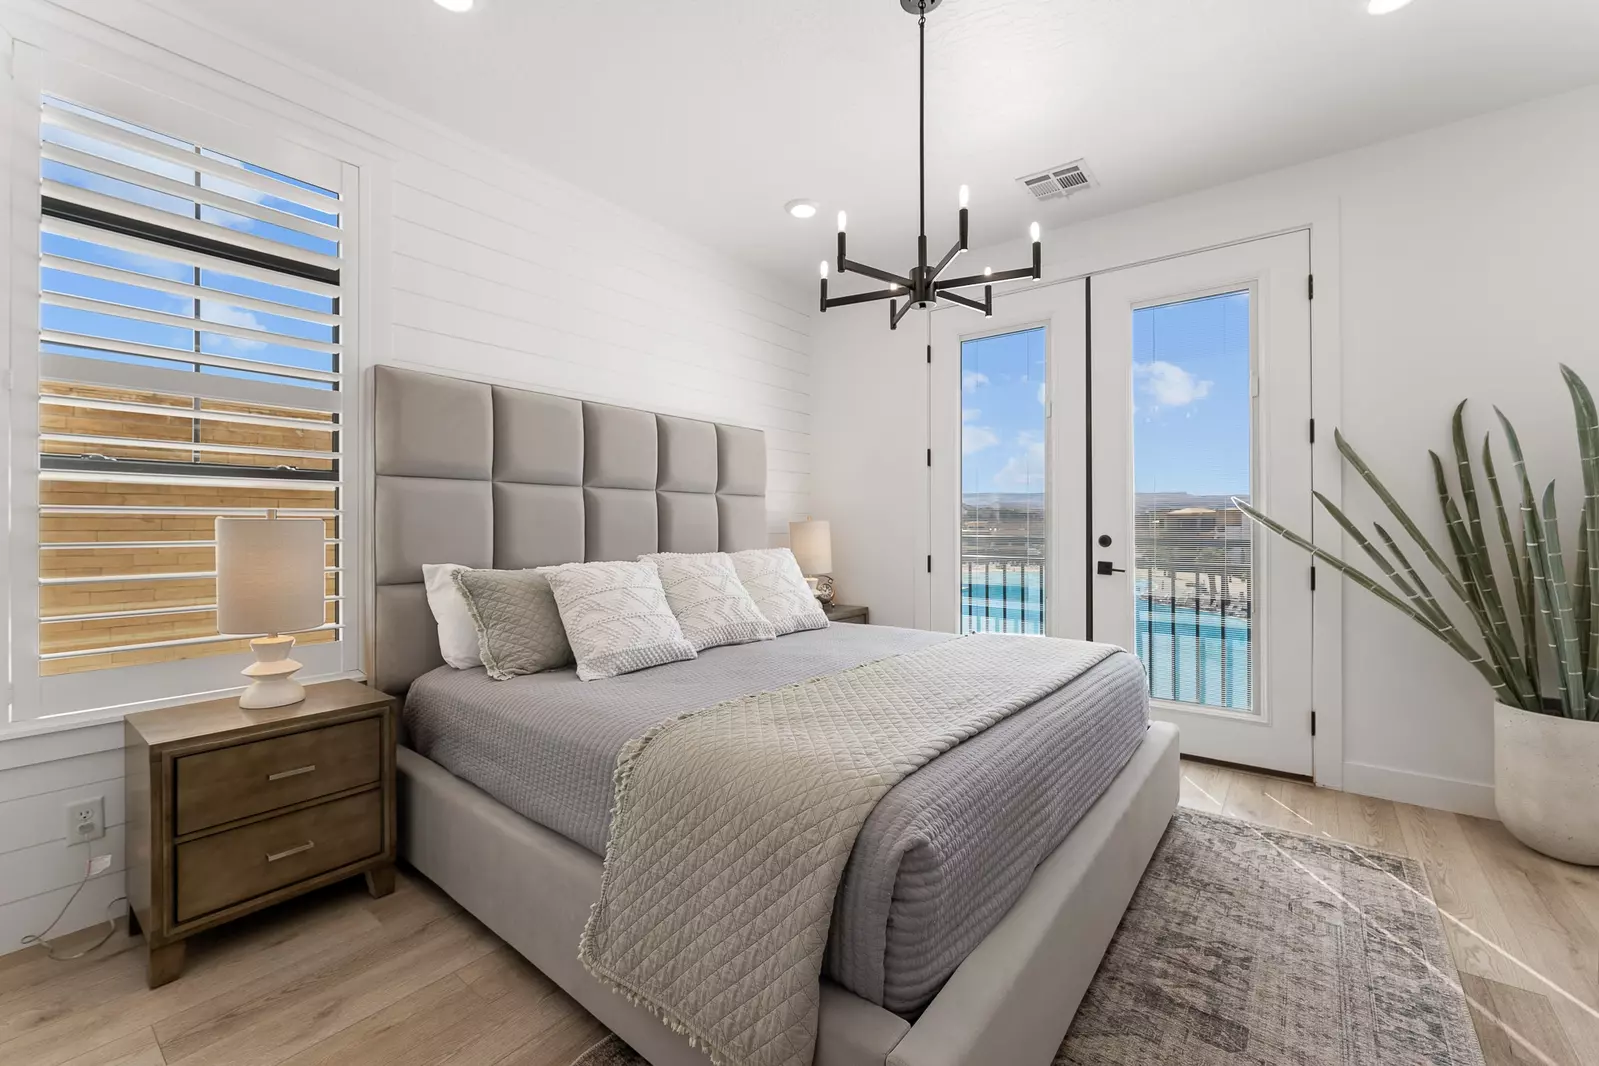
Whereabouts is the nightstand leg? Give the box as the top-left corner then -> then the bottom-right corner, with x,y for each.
364,863 -> 396,899
147,940 -> 185,988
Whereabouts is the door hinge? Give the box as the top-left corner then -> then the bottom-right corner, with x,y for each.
926,344 -> 932,365
927,555 -> 932,574
1311,710 -> 1317,737
1309,418 -> 1316,444
926,448 -> 932,467
1310,565 -> 1317,591
1308,273 -> 1315,300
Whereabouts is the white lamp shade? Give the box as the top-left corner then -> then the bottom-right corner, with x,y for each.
789,519 -> 833,575
215,516 -> 326,636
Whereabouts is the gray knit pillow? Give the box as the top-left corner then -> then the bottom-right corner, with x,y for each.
452,568 -> 573,680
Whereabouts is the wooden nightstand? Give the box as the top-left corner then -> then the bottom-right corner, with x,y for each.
124,679 -> 397,988
824,603 -> 869,624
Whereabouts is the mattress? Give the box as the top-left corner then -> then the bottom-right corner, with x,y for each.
402,623 -> 1148,1014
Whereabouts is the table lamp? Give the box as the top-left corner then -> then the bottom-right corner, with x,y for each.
216,510 -> 327,709
789,519 -> 834,603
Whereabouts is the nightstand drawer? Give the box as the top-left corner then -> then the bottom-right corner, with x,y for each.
174,789 -> 383,922
174,718 -> 381,835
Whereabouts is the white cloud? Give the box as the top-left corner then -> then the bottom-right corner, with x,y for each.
963,424 -> 1000,455
993,440 -> 1046,490
201,302 -> 268,351
962,371 -> 989,393
962,407 -> 980,422
1134,360 -> 1212,409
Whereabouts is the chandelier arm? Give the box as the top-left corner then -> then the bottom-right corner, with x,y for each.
824,287 -> 903,309
930,238 -> 965,283
936,288 -> 988,314
936,264 -> 1035,290
839,257 -> 914,289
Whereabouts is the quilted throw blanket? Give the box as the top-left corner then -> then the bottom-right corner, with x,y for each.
579,633 -> 1123,1066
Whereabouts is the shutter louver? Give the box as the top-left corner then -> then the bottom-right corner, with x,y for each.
36,97 -> 346,679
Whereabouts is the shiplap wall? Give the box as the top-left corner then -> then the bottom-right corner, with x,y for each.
0,0 -> 813,953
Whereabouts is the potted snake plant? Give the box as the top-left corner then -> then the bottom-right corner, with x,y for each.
1235,365 -> 1598,865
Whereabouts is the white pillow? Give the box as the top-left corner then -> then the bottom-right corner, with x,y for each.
422,563 -> 481,669
544,560 -> 698,681
729,548 -> 829,636
640,552 -> 776,651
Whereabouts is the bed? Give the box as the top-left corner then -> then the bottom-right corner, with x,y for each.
372,365 -> 1180,1066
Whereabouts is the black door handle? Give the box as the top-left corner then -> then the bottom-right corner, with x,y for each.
1096,561 -> 1126,576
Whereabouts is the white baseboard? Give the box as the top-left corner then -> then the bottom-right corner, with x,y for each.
1342,761 -> 1496,819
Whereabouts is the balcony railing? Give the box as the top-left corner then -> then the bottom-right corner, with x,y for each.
958,556 -> 1254,711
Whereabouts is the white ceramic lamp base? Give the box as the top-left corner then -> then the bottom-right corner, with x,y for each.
239,634 -> 306,710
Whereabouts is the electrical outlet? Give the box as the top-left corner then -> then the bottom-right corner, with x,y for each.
66,796 -> 105,844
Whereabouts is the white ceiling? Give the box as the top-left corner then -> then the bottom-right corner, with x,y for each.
160,0 -> 1599,290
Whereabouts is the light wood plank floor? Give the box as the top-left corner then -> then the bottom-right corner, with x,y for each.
3,758 -> 1596,1066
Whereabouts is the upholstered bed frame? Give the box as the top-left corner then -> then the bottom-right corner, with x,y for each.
372,364 -> 1180,1066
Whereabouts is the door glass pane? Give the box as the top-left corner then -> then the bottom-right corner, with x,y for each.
1131,292 -> 1254,712
960,327 -> 1046,635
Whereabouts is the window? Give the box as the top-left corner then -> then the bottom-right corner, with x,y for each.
1131,291 -> 1253,711
959,327 -> 1047,635
21,97 -> 349,719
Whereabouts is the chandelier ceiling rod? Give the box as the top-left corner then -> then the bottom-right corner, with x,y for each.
818,0 -> 1043,332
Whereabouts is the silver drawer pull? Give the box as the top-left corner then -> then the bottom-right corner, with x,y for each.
267,764 -> 316,781
265,841 -> 315,863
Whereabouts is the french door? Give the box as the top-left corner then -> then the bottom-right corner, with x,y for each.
1090,233 -> 1314,775
930,282 -> 1086,639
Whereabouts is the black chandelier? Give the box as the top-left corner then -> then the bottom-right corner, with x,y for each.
818,0 -> 1041,331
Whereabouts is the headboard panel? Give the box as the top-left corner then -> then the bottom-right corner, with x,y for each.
372,365 -> 768,694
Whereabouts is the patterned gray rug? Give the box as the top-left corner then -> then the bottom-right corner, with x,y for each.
570,809 -> 1485,1066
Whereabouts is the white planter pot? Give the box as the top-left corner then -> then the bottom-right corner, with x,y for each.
1494,701 -> 1599,865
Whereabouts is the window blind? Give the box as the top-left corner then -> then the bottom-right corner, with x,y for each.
36,98 -> 345,684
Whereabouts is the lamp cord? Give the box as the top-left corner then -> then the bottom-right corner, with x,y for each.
20,840 -> 127,961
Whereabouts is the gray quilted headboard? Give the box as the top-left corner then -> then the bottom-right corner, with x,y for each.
371,365 -> 768,694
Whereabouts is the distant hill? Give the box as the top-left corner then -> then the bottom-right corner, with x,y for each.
962,493 -> 1043,509
962,492 -> 1249,512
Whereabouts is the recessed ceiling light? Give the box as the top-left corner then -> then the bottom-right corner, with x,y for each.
434,0 -> 474,11
785,199 -> 819,220
1367,0 -> 1414,13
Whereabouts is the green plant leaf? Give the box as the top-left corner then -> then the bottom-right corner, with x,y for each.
1483,434 -> 1540,696
1499,407 -> 1577,716
1540,483 -> 1587,719
1452,406 -> 1521,672
1313,491 -> 1441,623
1432,452 -> 1530,702
1560,364 -> 1599,717
1234,496 -> 1516,703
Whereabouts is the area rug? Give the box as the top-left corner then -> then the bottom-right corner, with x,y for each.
569,809 -> 1485,1066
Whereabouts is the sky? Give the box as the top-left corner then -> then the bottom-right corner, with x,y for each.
39,96 -> 339,394
961,291 -> 1251,499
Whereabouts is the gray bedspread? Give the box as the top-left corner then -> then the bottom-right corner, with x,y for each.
403,623 -> 1148,1014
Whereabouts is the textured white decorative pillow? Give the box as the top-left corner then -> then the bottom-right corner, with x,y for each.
729,548 -> 829,636
640,552 -> 776,651
545,560 -> 698,681
422,563 -> 481,669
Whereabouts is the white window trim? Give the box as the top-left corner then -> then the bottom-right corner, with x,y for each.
4,45 -> 375,735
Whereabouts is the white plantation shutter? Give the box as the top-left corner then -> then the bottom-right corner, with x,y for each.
29,96 -> 352,717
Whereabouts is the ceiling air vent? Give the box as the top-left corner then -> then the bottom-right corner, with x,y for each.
1018,160 -> 1094,203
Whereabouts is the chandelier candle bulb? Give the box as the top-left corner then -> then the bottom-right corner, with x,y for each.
837,210 -> 847,233
958,184 -> 969,209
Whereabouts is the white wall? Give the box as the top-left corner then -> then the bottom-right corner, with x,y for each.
814,83 -> 1599,816
0,0 -> 813,952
